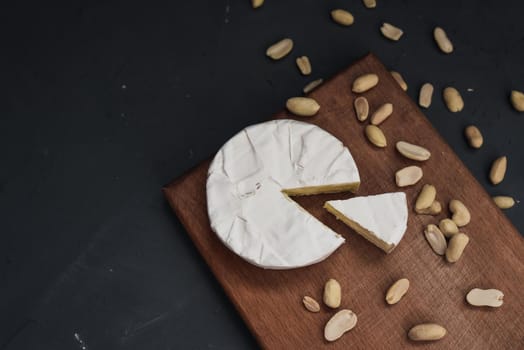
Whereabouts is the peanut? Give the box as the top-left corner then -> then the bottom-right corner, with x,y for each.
433,27 -> 453,54
439,218 -> 459,237
286,97 -> 320,117
352,73 -> 379,93
443,87 -> 464,112
493,196 -> 515,209
466,288 -> 504,308
323,279 -> 341,308
331,9 -> 354,26
370,103 -> 393,125
381,22 -> 403,41
295,56 -> 312,75
266,38 -> 293,60
446,233 -> 469,263
424,224 -> 447,255
510,90 -> 524,112
415,184 -> 437,211
395,141 -> 431,161
251,0 -> 264,8
303,78 -> 323,94
464,125 -> 483,148
419,83 -> 434,108
324,309 -> 358,342
385,278 -> 410,305
416,200 -> 442,215
302,296 -> 320,312
408,324 -> 447,341
365,125 -> 387,148
362,0 -> 376,9
390,71 -> 407,91
449,199 -> 470,227
395,166 -> 423,187
354,96 -> 369,122
489,156 -> 507,185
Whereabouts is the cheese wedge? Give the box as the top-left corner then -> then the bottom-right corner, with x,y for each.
206,119 -> 360,269
324,192 -> 408,253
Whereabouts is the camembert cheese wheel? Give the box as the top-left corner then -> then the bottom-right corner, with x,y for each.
206,119 -> 360,269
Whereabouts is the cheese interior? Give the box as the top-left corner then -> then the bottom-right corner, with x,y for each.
283,183 -> 359,196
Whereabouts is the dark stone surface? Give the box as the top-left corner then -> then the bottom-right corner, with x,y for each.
1,0 -> 522,349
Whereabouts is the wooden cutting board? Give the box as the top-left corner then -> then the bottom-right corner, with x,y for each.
163,54 -> 524,349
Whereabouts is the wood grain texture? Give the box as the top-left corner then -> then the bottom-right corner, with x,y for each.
163,54 -> 524,349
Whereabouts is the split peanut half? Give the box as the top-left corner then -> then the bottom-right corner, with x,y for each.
303,79 -> 323,94
266,38 -> 293,60
381,23 -> 403,41
302,296 -> 321,312
396,141 -> 431,161
424,224 -> 447,255
296,56 -> 312,75
354,96 -> 369,122
395,166 -> 423,187
390,71 -> 407,91
466,288 -> 504,308
324,309 -> 358,342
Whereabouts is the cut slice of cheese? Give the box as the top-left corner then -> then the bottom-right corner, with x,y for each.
324,192 -> 408,253
206,119 -> 360,269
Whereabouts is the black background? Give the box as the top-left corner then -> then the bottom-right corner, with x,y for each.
1,0 -> 523,349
